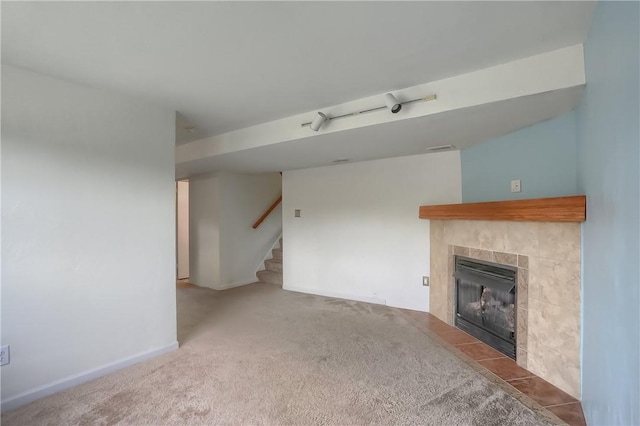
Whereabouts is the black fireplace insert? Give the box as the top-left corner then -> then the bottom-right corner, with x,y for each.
454,256 -> 517,359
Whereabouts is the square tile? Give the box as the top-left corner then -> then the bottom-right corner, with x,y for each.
469,248 -> 493,262
505,221 -> 538,256
528,301 -> 580,365
518,255 -> 529,269
528,257 -> 581,314
435,329 -> 479,345
517,267 -> 528,308
400,310 -> 454,333
454,246 -> 469,256
516,347 -> 528,369
479,357 -> 534,381
448,220 -> 474,247
414,311 -> 454,330
526,339 -> 581,398
494,251 -> 517,266
477,220 -> 508,251
424,319 -> 455,333
430,220 -> 445,242
508,376 -> 577,407
455,342 -> 505,361
538,222 -> 581,263
516,308 -> 528,348
546,402 -> 586,426
399,309 -> 427,322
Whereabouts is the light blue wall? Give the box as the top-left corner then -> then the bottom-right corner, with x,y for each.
458,3 -> 639,423
576,2 -> 639,425
460,112 -> 578,202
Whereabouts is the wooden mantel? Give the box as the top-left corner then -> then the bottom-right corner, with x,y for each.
419,195 -> 586,222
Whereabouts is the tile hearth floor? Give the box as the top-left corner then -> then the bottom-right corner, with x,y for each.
399,310 -> 586,426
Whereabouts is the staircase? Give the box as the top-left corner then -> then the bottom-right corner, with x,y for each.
256,238 -> 283,286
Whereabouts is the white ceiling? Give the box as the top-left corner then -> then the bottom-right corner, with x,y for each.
2,1 -> 594,146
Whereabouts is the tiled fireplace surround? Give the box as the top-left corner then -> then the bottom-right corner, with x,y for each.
429,219 -> 581,398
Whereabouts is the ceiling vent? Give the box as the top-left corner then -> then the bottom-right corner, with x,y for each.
426,145 -> 456,152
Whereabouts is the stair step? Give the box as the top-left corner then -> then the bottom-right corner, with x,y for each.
257,270 -> 283,286
272,248 -> 283,261
265,258 -> 283,273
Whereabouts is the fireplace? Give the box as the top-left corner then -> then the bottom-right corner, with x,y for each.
428,216 -> 582,397
454,256 -> 517,359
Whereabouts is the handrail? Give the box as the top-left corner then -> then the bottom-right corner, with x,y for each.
252,195 -> 282,229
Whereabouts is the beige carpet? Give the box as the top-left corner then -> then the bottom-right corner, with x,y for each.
3,283 -> 553,425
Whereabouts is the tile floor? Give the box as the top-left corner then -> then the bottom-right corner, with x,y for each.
399,309 -> 586,426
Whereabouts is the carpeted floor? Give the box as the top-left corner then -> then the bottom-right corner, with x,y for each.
3,283 -> 553,425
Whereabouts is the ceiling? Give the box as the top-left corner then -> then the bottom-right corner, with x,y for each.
2,2 -> 595,146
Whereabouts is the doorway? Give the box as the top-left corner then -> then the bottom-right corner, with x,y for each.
176,180 -> 189,280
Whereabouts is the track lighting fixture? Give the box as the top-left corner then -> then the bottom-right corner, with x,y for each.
310,112 -> 328,132
301,94 -> 436,131
384,93 -> 402,113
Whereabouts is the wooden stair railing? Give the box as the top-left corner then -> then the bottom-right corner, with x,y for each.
252,195 -> 282,229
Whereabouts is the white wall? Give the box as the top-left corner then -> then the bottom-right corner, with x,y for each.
282,151 -> 461,311
189,174 -> 221,287
1,65 -> 177,407
177,180 -> 190,279
189,172 -> 281,289
219,172 -> 282,287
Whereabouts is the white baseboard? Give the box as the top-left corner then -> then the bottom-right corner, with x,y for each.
1,341 -> 179,412
284,285 -> 386,306
192,280 -> 257,291
216,279 -> 257,290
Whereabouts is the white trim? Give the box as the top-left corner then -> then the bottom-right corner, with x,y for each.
284,285 -> 386,306
216,279 -> 257,290
1,341 -> 179,412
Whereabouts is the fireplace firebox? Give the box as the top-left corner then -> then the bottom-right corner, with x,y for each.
454,256 -> 517,359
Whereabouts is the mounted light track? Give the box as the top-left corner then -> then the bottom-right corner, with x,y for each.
301,93 -> 438,131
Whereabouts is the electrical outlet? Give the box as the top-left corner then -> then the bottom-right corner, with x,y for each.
422,276 -> 430,286
294,209 -> 301,217
510,179 -> 521,193
0,345 -> 10,366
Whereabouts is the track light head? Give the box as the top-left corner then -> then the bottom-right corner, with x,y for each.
384,93 -> 402,114
310,112 -> 327,131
